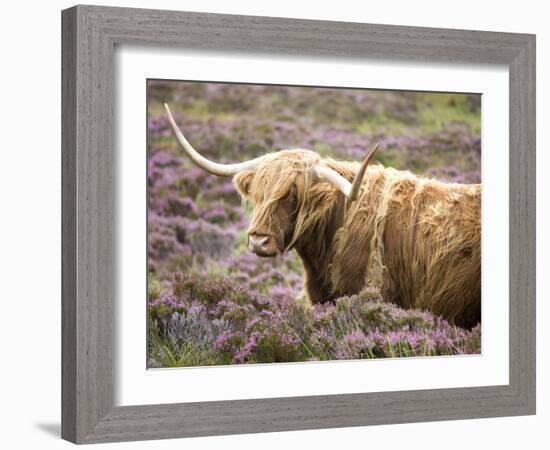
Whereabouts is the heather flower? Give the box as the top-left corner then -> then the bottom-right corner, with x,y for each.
336,329 -> 375,359
233,332 -> 261,363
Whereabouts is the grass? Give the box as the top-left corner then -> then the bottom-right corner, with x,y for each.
148,329 -> 219,367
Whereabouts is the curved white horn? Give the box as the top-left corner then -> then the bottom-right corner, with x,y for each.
164,103 -> 264,177
314,165 -> 353,197
314,143 -> 380,202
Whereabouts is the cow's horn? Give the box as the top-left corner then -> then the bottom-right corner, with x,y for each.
164,103 -> 264,176
347,143 -> 380,203
314,143 -> 379,202
313,165 -> 354,198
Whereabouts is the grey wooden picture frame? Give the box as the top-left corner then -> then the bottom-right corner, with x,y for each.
61,4 -> 536,444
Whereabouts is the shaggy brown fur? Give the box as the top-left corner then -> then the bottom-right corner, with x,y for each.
233,150 -> 481,329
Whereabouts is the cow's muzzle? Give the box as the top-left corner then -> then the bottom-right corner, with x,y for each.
248,233 -> 279,257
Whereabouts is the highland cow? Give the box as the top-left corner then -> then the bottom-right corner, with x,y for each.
165,104 -> 481,329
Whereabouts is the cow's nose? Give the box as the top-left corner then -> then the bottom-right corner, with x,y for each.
248,234 -> 275,256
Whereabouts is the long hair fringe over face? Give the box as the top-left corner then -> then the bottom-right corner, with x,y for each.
233,150 -> 353,253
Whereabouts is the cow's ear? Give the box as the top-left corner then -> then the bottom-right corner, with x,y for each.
233,170 -> 254,197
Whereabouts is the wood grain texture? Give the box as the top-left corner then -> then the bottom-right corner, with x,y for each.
61,7 -> 77,443
62,5 -> 114,442
61,4 -> 536,444
508,36 -> 536,409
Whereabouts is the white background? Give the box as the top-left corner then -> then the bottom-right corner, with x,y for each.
0,1 -> 546,449
116,48 -> 509,405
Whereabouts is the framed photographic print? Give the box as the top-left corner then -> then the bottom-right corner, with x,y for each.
62,5 -> 536,444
